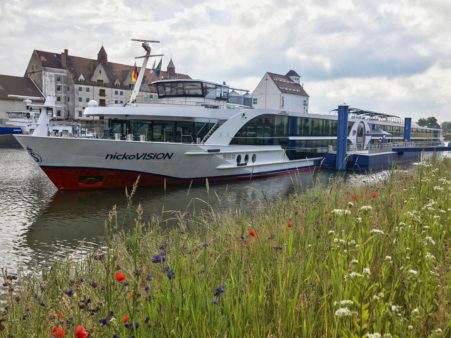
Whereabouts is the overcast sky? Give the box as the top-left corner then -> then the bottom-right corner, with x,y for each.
0,0 -> 450,122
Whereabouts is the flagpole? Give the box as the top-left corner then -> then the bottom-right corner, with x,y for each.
128,45 -> 150,104
128,39 -> 163,104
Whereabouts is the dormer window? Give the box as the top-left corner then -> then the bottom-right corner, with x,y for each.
115,79 -> 120,87
78,74 -> 85,82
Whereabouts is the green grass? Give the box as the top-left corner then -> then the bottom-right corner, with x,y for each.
1,159 -> 450,337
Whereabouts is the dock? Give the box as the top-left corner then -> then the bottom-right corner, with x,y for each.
321,105 -> 451,171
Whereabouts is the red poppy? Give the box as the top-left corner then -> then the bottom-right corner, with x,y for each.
351,195 -> 357,202
114,271 -> 127,283
56,312 -> 63,319
74,325 -> 88,338
248,229 -> 257,239
51,326 -> 66,337
370,191 -> 378,198
122,315 -> 129,323
287,219 -> 293,228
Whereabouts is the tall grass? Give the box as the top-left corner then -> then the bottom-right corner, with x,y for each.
1,159 -> 450,337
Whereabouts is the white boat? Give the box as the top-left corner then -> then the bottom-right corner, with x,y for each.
14,40 -> 443,190
4,96 -> 83,136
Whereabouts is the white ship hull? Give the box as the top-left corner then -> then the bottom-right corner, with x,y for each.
15,135 -> 320,190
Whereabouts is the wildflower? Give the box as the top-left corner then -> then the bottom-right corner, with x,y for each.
248,229 -> 257,239
359,205 -> 372,212
122,315 -> 129,323
425,236 -> 436,245
411,308 -> 420,316
408,269 -> 418,275
334,307 -> 352,317
344,272 -> 363,280
214,284 -> 225,297
384,256 -> 392,262
348,202 -> 354,207
287,219 -> 293,228
370,228 -> 384,235
332,209 -> 351,216
151,254 -> 167,263
212,299 -> 220,305
167,269 -> 175,280
363,267 -> 371,276
425,252 -> 436,261
64,288 -> 73,297
146,273 -> 153,281
339,300 -> 353,306
351,194 -> 357,201
90,281 -> 97,288
51,326 -> 66,337
99,318 -> 108,326
370,191 -> 378,198
56,312 -> 63,319
114,271 -> 127,283
366,334 -> 381,338
74,325 -> 88,338
433,186 -> 444,191
408,325 -> 413,330
350,259 -> 359,265
328,230 -> 335,235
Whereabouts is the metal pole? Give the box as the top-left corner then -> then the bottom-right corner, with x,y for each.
336,105 -> 349,171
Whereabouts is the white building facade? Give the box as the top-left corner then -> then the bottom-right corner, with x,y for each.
252,70 -> 309,114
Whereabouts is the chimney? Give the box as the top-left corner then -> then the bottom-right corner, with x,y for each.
61,49 -> 68,68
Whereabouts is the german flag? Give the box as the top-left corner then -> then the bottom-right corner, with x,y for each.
131,63 -> 138,83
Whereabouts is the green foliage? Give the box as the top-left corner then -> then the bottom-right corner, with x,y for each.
1,159 -> 450,337
417,117 -> 440,129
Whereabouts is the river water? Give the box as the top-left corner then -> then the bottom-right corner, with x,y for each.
1,148 -> 346,274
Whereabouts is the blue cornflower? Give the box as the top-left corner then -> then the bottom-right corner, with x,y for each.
151,254 -> 166,263
65,288 -> 73,297
144,316 -> 150,324
212,300 -> 219,305
146,273 -> 153,281
167,270 -> 175,280
90,281 -> 97,288
214,284 -> 225,297
99,318 -> 108,326
144,285 -> 150,293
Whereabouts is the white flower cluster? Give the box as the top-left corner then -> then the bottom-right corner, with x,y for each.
359,205 -> 373,212
370,228 -> 385,235
334,307 -> 353,318
332,209 -> 351,216
425,236 -> 436,246
433,186 -> 444,192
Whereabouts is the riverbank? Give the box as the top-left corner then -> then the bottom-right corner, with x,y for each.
1,159 -> 449,337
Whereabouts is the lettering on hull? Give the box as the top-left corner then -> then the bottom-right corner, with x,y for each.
105,152 -> 174,160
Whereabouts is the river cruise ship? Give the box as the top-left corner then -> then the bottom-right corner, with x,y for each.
14,40 -> 443,190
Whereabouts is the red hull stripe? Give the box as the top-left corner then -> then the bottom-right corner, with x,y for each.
41,165 -> 318,190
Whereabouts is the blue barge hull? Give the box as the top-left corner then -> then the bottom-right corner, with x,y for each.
322,145 -> 451,171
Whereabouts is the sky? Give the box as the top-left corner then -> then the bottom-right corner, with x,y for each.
0,0 -> 450,122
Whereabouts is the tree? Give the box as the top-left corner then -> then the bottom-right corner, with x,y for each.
417,117 -> 440,128
441,121 -> 451,134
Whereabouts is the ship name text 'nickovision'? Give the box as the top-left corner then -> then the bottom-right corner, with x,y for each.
105,152 -> 174,160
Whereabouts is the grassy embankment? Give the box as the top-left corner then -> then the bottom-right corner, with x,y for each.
1,159 -> 450,337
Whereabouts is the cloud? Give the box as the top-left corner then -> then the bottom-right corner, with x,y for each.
0,0 -> 450,121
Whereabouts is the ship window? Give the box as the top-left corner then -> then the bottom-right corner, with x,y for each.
236,155 -> 242,164
244,154 -> 249,163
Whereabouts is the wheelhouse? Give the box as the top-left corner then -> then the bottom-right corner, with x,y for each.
152,80 -> 230,101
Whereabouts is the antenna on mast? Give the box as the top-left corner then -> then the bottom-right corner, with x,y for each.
128,39 -> 163,104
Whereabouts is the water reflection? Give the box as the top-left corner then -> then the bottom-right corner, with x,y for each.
0,148 -> 335,273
